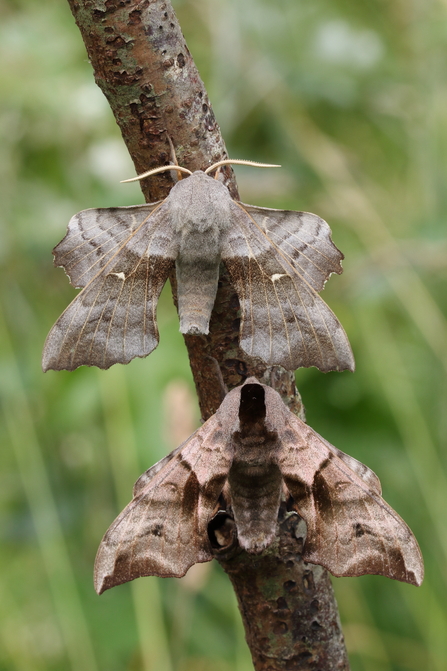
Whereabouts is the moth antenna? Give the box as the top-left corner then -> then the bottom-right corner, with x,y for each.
121,165 -> 192,183
166,133 -> 184,182
204,159 -> 281,174
213,165 -> 222,181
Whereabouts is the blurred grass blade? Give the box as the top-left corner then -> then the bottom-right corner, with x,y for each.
98,368 -> 172,671
334,579 -> 393,671
399,580 -> 447,671
0,305 -> 99,671
358,306 -> 447,669
0,579 -> 42,671
357,305 -> 447,564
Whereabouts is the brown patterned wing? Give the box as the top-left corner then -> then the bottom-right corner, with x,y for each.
277,415 -> 424,586
131,431 -> 201,496
318,436 -> 382,495
53,203 -> 162,288
42,201 -> 178,371
221,202 -> 354,372
94,418 -> 233,593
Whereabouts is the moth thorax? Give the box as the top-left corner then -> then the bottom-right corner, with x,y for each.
169,171 -> 232,236
232,431 -> 279,468
178,213 -> 215,234
178,228 -> 222,263
239,434 -> 266,446
236,423 -> 277,443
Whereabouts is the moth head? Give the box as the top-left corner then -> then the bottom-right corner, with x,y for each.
239,382 -> 266,425
235,377 -> 287,439
121,160 -> 281,234
234,380 -> 279,446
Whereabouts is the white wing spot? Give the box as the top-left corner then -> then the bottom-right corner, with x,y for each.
109,271 -> 126,280
271,273 -> 287,282
260,216 -> 269,232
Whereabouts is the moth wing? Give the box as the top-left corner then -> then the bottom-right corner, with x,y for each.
277,415 -> 423,585
132,431 -> 200,497
221,202 -> 354,372
53,202 -> 162,288
240,205 -> 343,292
318,436 -> 382,495
42,201 -> 178,371
94,418 -> 233,593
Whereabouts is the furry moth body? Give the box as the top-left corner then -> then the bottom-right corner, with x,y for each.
42,161 -> 354,373
94,378 -> 423,594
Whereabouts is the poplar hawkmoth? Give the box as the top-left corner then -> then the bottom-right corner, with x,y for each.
42,160 -> 354,373
94,378 -> 423,594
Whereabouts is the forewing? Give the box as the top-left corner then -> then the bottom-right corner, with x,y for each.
319,436 -> 381,495
42,201 -> 177,371
94,417 -> 233,593
222,202 -> 354,372
54,203 -> 162,288
241,205 -> 343,292
277,415 -> 423,586
132,432 -> 200,497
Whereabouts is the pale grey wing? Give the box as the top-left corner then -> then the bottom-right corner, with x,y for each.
240,204 -> 343,292
94,418 -> 233,593
42,202 -> 177,371
54,202 -> 162,288
277,415 -> 423,586
221,201 -> 354,372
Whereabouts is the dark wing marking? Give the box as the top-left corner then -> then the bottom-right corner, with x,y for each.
94,418 -> 233,592
241,204 -> 343,292
221,201 -> 354,372
42,201 -> 177,371
317,435 -> 382,495
277,414 -> 423,585
54,203 -> 162,288
132,430 -> 200,497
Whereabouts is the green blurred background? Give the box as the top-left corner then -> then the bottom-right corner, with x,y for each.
1,0 -> 447,669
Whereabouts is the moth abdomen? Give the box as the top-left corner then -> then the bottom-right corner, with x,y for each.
228,457 -> 283,554
176,255 -> 220,335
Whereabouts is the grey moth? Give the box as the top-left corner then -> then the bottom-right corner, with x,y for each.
42,160 -> 354,373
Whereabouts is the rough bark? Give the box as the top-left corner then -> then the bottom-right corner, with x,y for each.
214,513 -> 348,671
66,1 -> 350,668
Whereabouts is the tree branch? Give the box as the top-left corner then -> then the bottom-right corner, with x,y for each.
215,513 -> 348,671
66,0 -> 349,667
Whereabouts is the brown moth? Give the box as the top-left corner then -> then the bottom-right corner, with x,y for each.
94,377 -> 423,594
42,160 -> 354,373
